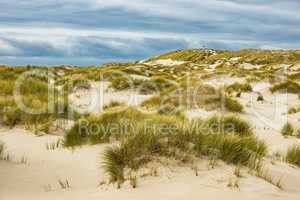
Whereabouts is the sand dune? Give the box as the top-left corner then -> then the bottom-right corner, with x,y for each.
1,127 -> 300,200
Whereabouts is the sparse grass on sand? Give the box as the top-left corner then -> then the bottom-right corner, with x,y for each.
226,82 -> 252,93
103,101 -> 126,110
285,145 -> 300,167
270,80 -> 300,93
100,113 -> 266,185
141,81 -> 244,113
64,106 -> 153,146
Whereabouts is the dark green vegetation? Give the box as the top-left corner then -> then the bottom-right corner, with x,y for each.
281,122 -> 294,137
285,145 -> 300,167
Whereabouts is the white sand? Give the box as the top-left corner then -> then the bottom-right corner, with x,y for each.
240,63 -> 263,70
251,81 -> 271,92
1,128 -> 300,200
203,76 -> 245,88
146,59 -> 186,66
187,109 -> 216,120
69,81 -> 152,114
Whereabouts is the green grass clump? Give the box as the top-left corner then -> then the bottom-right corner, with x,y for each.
103,146 -> 126,183
285,145 -> 300,166
64,107 -> 150,147
102,124 -> 163,183
206,115 -> 253,137
281,122 -> 294,137
225,96 -> 243,112
101,114 -> 265,184
103,101 -> 126,110
198,134 -> 267,166
270,80 -> 300,93
226,82 -> 252,93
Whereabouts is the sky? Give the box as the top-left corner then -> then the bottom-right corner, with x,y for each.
0,0 -> 299,66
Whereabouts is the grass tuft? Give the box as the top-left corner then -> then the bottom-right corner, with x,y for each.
270,80 -> 300,93
102,146 -> 125,184
206,115 -> 253,137
225,96 -> 243,112
0,142 -> 4,157
281,122 -> 294,137
285,145 -> 300,166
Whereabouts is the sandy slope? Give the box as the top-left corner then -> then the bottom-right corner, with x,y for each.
2,78 -> 300,200
1,128 -> 300,200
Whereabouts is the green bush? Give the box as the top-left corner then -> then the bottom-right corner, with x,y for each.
285,145 -> 300,166
281,122 -> 294,136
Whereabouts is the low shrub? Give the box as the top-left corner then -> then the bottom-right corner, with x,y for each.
285,145 -> 300,166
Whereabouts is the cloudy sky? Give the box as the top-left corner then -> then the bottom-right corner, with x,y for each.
0,0 -> 299,66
